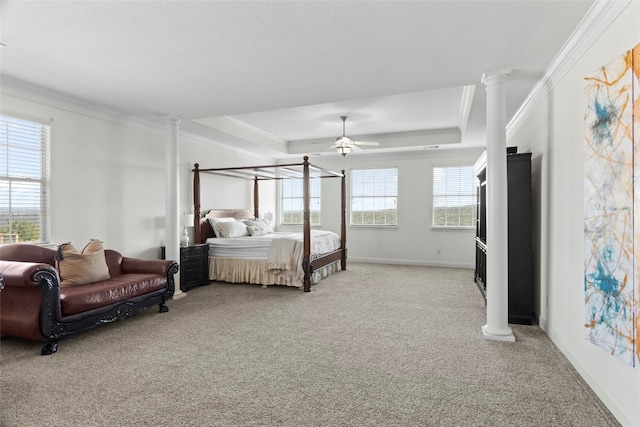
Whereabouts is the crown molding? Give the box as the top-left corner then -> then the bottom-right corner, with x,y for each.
506,0 -> 632,139
1,76 -> 273,163
1,75 -> 163,133
179,128 -> 275,164
459,85 -> 476,136
220,115 -> 287,146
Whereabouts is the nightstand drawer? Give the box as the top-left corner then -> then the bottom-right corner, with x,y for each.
181,245 -> 208,259
161,244 -> 209,292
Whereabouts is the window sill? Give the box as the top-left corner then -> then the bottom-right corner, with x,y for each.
430,226 -> 475,232
349,224 -> 398,229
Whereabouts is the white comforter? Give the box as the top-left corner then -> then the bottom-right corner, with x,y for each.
206,230 -> 340,259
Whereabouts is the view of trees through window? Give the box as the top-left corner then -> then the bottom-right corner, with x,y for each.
351,168 -> 398,226
432,166 -> 476,227
281,177 -> 321,225
0,115 -> 50,244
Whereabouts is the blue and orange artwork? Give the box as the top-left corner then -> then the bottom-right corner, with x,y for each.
584,43 -> 639,367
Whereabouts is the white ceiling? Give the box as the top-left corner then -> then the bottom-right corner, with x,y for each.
0,1 -> 595,159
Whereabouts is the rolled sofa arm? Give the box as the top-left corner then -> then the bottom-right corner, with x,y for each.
0,260 -> 62,341
121,257 -> 178,276
0,260 -> 59,288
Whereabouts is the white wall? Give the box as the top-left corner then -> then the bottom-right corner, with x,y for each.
0,94 -> 274,259
306,148 -> 483,268
180,137 -> 277,234
507,3 -> 640,425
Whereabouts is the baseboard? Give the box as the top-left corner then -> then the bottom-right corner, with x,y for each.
347,257 -> 474,269
543,323 -> 635,427
537,313 -> 547,332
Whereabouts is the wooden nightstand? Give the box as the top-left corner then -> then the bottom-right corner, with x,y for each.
162,244 -> 209,292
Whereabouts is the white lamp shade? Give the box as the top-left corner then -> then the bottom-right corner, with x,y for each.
180,213 -> 195,227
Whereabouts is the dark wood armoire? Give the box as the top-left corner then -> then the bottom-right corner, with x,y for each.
473,150 -> 533,325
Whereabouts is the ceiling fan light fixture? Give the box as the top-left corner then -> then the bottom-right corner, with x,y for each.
327,115 -> 378,156
337,145 -> 351,156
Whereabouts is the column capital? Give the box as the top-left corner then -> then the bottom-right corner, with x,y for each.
162,115 -> 182,126
481,69 -> 512,87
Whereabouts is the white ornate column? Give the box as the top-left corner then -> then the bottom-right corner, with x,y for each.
481,70 -> 514,342
165,116 -> 185,299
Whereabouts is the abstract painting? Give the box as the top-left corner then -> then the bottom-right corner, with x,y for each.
584,42 -> 640,367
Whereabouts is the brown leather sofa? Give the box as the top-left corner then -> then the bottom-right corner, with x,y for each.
0,243 -> 179,355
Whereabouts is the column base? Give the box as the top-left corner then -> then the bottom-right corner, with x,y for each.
482,324 -> 515,342
173,290 -> 187,300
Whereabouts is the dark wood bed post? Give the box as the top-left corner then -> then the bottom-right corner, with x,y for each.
341,169 -> 347,270
193,163 -> 201,244
302,156 -> 311,292
253,176 -> 259,220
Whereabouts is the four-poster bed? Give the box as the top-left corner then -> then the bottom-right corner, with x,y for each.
192,156 -> 347,292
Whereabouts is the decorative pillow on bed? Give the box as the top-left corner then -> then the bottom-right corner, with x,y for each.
258,218 -> 273,234
55,239 -> 110,286
208,217 -> 236,238
246,225 -> 267,236
215,220 -> 250,238
243,219 -> 272,236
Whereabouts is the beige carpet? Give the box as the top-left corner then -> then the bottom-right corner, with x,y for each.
0,263 -> 620,426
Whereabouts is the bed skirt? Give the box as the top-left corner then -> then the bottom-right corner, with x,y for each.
208,257 -> 339,288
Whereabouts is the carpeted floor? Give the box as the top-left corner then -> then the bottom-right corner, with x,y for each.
0,263 -> 620,426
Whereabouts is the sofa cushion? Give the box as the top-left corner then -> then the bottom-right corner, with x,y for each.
56,240 -> 110,286
59,273 -> 167,316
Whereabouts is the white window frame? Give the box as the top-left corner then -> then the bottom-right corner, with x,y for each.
280,177 -> 321,225
350,167 -> 398,226
432,165 -> 476,229
0,115 -> 51,244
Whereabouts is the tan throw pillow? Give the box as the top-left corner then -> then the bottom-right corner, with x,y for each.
56,239 -> 110,286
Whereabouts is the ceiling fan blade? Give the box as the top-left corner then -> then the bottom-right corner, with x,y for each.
322,144 -> 340,151
312,116 -> 381,153
312,136 -> 353,145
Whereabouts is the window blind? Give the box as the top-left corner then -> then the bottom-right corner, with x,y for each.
281,177 -> 321,225
0,115 -> 51,243
351,168 -> 398,225
432,166 -> 476,227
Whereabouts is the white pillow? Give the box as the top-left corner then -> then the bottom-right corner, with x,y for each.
208,217 -> 236,238
246,225 -> 267,236
215,220 -> 249,238
243,219 -> 272,236
259,218 -> 274,233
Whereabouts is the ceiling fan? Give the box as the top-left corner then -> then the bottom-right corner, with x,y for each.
324,116 -> 380,156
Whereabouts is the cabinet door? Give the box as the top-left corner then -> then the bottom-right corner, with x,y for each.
508,256 -> 533,324
180,245 -> 209,291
